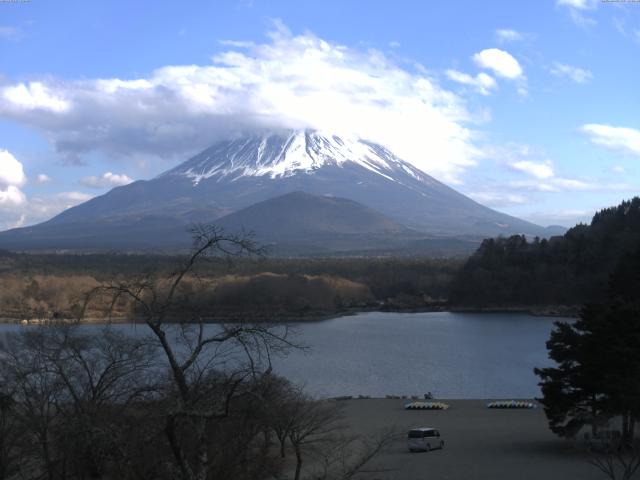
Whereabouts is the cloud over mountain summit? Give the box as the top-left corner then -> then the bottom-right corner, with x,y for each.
0,22 -> 479,183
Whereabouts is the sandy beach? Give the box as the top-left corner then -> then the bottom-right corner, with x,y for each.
338,399 -> 602,480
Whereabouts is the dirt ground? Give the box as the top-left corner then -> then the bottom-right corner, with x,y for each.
337,399 -> 604,480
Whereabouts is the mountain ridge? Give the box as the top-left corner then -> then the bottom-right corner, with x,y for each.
0,129 -> 562,253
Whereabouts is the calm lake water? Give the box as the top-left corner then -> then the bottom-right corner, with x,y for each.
0,311 -> 563,399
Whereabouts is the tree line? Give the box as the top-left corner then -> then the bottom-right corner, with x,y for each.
0,253 -> 460,322
451,197 -> 640,307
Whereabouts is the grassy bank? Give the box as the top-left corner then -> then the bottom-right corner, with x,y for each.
0,252 -> 459,321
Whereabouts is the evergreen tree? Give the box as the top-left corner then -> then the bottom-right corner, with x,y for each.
535,247 -> 640,445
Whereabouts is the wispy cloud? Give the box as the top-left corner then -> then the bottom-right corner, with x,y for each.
482,143 -> 630,197
570,10 -> 597,28
549,62 -> 593,83
446,70 -> 497,95
494,29 -> 534,44
510,160 -> 554,179
468,191 -> 528,207
0,26 -> 20,40
556,0 -> 597,28
80,172 -> 133,189
524,208 -> 594,227
35,173 -> 52,184
557,0 -> 596,9
218,39 -> 255,48
508,178 -> 630,193
495,29 -> 524,43
581,124 -> 640,157
14,192 -> 93,229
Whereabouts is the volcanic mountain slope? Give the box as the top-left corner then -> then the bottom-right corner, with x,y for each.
214,191 -> 420,255
0,129 -> 557,252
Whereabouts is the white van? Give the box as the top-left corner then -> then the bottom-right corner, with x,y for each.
408,427 -> 444,452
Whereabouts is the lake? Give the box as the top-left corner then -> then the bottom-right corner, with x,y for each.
0,311 -> 563,399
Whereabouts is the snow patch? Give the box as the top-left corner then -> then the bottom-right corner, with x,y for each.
162,130 -> 429,186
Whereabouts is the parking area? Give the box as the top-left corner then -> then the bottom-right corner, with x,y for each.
339,399 -> 602,480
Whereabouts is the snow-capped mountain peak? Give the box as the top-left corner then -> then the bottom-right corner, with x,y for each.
162,130 -> 427,185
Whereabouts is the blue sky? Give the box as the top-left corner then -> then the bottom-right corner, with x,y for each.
0,0 -> 639,229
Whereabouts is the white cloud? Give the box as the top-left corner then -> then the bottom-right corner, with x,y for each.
0,26 -> 19,40
483,143 -> 631,198
0,191 -> 94,231
35,173 -> 52,184
486,144 -> 554,179
612,165 -> 626,174
0,149 -> 27,208
472,48 -> 523,80
556,0 -> 595,9
550,62 -> 593,83
511,160 -> 555,179
468,191 -> 528,207
80,171 -> 133,189
2,82 -> 70,113
218,39 -> 255,48
556,0 -> 597,28
9,214 -> 26,229
446,70 -> 497,95
389,41 -> 401,48
613,17 -> 627,36
509,178 -> 630,193
570,10 -> 597,28
25,192 -> 92,221
495,29 -> 524,43
0,185 -> 26,207
0,23 -> 480,182
0,149 -> 27,189
524,209 -> 593,227
552,178 -> 591,190
0,150 -> 93,229
581,124 -> 640,157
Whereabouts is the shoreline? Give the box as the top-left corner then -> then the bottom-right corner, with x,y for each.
0,304 -> 578,325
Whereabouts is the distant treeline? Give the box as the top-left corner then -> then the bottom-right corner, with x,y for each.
450,197 -> 640,308
0,254 -> 461,321
8,197 -> 639,319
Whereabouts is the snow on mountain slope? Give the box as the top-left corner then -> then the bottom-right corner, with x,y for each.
161,130 -> 434,186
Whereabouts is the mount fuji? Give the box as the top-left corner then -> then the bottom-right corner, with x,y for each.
0,130 -> 560,254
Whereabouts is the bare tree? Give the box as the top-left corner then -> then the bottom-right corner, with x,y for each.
310,429 -> 399,480
287,396 -> 344,480
83,225 -> 298,480
261,375 -> 300,459
1,329 -> 66,479
0,323 -> 158,480
589,449 -> 640,480
0,392 -> 22,480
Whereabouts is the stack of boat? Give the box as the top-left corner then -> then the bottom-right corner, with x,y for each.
404,401 -> 450,410
486,400 -> 536,409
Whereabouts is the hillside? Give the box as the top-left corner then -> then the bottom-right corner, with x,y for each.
450,197 -> 640,308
